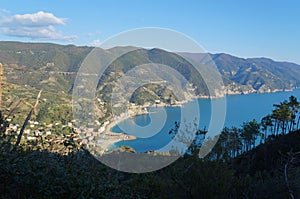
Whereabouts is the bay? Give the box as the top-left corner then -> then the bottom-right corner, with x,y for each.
110,90 -> 300,152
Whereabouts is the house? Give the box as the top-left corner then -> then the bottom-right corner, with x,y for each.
27,136 -> 36,141
99,126 -> 105,133
24,129 -> 31,134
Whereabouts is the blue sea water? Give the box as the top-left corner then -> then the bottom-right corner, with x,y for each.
111,90 -> 300,152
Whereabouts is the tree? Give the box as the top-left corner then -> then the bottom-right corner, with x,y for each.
288,96 -> 300,131
210,127 -> 242,160
240,120 -> 260,152
282,150 -> 300,199
272,100 -> 293,135
14,90 -> 42,150
229,127 -> 242,157
261,114 -> 273,142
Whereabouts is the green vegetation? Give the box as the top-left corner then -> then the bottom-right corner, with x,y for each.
0,97 -> 300,198
129,84 -> 177,105
182,52 -> 300,92
1,41 -> 300,198
192,95 -> 300,160
2,41 -> 300,109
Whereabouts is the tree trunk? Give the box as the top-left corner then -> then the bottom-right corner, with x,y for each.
281,121 -> 284,135
13,90 -> 42,150
289,120 -> 292,132
296,116 -> 300,130
14,110 -> 33,149
284,154 -> 295,199
264,130 -> 267,143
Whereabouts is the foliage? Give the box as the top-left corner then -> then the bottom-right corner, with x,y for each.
1,88 -> 300,198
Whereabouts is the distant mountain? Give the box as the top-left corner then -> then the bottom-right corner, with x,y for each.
180,52 -> 300,93
1,41 -> 300,103
97,48 -> 219,105
0,41 -> 92,93
0,41 -> 92,71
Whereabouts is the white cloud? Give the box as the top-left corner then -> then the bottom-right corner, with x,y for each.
0,11 -> 77,41
1,11 -> 65,27
90,39 -> 101,47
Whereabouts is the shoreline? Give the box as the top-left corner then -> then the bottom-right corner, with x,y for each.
100,108 -> 151,151
194,88 -> 297,99
100,88 -> 300,152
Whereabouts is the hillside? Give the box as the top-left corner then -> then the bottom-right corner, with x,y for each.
97,48 -> 216,105
1,41 -> 300,108
233,130 -> 300,175
181,52 -> 300,93
1,123 -> 299,198
0,41 -> 92,72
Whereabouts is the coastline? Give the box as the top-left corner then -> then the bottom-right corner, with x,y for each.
100,108 -> 151,151
100,88 -> 300,152
101,99 -> 195,152
194,88 -> 298,99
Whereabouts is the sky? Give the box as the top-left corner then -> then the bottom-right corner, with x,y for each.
0,0 -> 300,64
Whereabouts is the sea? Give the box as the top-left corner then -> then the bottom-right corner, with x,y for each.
110,90 -> 300,152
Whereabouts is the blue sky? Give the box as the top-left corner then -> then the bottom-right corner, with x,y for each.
0,0 -> 300,64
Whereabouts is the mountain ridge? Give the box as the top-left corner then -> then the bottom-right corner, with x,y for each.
180,52 -> 300,93
1,41 -> 300,100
